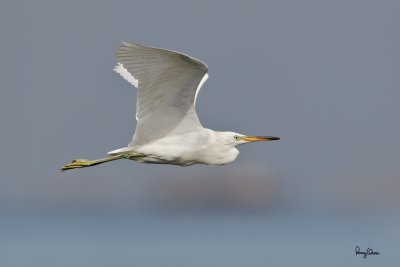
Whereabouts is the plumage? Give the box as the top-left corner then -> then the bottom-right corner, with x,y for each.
61,42 -> 279,171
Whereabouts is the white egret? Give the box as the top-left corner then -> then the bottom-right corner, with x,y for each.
62,42 -> 279,171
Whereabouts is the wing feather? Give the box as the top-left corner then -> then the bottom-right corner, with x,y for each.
114,42 -> 209,146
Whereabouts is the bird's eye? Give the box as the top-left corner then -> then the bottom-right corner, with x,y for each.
234,135 -> 239,141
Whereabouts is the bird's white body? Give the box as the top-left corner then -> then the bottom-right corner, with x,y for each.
108,42 -> 244,166
62,42 -> 278,171
109,129 -> 240,166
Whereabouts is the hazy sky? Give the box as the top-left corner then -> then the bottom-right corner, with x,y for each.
1,0 -> 399,209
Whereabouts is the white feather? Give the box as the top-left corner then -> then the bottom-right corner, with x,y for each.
194,73 -> 209,106
114,63 -> 139,120
113,42 -> 209,146
114,63 -> 138,88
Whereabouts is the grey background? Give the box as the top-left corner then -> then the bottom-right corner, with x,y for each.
1,0 -> 399,266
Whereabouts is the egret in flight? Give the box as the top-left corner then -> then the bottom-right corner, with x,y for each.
61,42 -> 279,171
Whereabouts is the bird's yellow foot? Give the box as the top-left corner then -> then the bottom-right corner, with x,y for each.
61,159 -> 93,172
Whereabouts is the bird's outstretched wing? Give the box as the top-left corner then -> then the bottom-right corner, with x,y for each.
114,42 -> 209,146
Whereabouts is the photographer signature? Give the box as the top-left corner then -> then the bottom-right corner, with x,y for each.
355,246 -> 380,258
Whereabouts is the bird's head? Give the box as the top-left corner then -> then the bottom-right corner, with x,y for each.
222,132 -> 280,147
208,131 -> 280,165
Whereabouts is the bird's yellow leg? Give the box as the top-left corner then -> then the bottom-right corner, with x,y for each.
61,154 -> 125,172
61,152 -> 145,172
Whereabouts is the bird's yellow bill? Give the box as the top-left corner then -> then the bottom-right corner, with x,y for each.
240,136 -> 280,142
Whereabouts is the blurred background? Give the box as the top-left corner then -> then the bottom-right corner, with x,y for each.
1,0 -> 399,266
